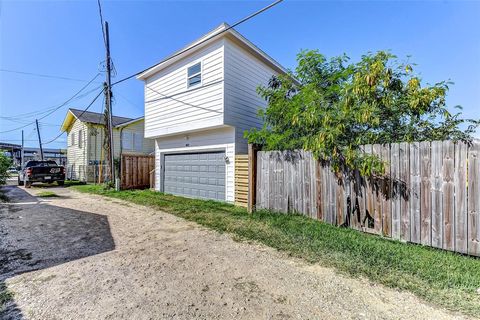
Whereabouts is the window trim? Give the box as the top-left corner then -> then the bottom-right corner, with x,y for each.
186,61 -> 202,88
78,129 -> 83,148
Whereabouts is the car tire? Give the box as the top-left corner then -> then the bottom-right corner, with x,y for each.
25,181 -> 32,188
18,177 -> 24,186
57,181 -> 65,186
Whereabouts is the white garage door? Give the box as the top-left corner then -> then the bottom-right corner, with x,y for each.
163,151 -> 226,201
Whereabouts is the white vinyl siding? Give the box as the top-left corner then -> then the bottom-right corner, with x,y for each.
144,39 -> 225,138
154,126 -> 235,202
66,120 -> 88,180
223,39 -> 278,154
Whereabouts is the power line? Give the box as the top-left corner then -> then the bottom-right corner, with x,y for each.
97,0 -> 107,49
112,0 -> 284,86
0,73 -> 101,134
145,85 -> 222,114
0,118 -> 62,127
0,84 -> 103,120
42,89 -> 104,145
0,68 -> 101,83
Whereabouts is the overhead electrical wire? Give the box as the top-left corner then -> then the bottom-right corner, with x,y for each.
0,84 -> 103,120
0,68 -> 102,83
2,0 -> 284,139
42,88 -> 104,145
97,0 -> 107,49
112,0 -> 284,86
145,85 -> 222,114
0,73 -> 101,134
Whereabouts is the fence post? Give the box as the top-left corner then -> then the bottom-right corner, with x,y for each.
248,144 -> 260,213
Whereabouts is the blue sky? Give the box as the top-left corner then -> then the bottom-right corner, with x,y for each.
1,0 -> 479,149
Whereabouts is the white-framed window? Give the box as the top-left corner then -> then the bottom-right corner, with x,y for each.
122,131 -> 133,150
78,130 -> 83,148
134,133 -> 143,152
122,131 -> 143,152
70,132 -> 75,146
187,62 -> 201,88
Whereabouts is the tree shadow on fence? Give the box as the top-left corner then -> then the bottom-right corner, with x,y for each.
0,186 -> 115,319
263,150 -> 410,230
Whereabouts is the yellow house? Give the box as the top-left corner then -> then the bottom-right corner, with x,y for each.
61,108 -> 154,181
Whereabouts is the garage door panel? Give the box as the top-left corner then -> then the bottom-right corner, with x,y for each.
163,151 -> 226,201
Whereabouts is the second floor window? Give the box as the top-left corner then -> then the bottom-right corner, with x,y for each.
70,132 -> 75,146
187,62 -> 201,88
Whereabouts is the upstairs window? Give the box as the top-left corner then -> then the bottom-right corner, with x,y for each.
70,132 -> 75,146
187,62 -> 201,88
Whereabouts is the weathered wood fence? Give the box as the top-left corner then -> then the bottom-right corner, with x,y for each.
254,140 -> 480,257
121,154 -> 155,190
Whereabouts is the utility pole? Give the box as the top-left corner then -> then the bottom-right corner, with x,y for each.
21,130 -> 24,168
104,21 -> 115,184
35,119 -> 44,161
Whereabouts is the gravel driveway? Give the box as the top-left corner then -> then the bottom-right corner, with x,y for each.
0,184 -> 469,319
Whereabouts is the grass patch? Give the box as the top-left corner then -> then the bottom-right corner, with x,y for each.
0,283 -> 14,312
32,180 -> 85,189
36,191 -> 59,198
74,184 -> 480,316
64,180 -> 86,187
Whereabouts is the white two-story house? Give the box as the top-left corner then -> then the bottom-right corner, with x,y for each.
137,23 -> 289,202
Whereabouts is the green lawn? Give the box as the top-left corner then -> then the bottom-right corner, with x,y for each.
74,184 -> 480,317
36,191 -> 59,198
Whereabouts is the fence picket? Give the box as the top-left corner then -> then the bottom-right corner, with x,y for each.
410,142 -> 421,244
373,144 -> 383,234
442,140 -> 455,251
431,141 -> 443,248
399,142 -> 410,242
455,142 -> 468,253
391,143 -> 401,239
468,141 -> 480,256
420,141 -> 432,246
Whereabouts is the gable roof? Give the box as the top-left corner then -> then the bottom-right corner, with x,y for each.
61,108 -> 137,132
136,22 -> 289,80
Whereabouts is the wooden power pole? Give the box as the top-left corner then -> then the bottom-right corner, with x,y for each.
104,21 -> 115,183
35,119 -> 44,161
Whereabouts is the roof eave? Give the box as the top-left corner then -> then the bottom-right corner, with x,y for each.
136,23 -> 291,81
114,116 -> 144,128
60,110 -> 78,132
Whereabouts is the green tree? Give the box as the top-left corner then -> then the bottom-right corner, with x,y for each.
246,50 -> 479,175
0,152 -> 12,185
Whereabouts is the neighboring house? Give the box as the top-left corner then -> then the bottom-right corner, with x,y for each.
60,108 -> 154,181
137,23 -> 290,202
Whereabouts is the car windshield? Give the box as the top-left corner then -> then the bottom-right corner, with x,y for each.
26,160 -> 58,167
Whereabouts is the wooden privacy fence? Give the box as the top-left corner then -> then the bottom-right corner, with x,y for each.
121,154 -> 155,190
254,140 -> 480,257
235,155 -> 249,207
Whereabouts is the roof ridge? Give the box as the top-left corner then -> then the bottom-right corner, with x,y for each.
68,108 -> 134,120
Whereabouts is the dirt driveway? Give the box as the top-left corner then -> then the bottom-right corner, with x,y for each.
0,184 -> 469,320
